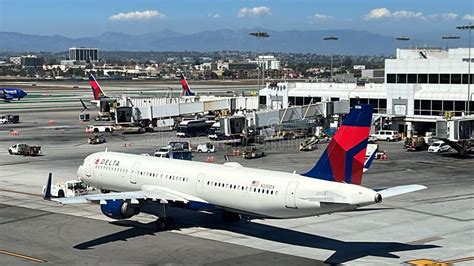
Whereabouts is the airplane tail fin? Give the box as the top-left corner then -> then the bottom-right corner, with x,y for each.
43,173 -> 53,200
88,73 -> 106,100
302,104 -> 373,185
180,73 -> 195,96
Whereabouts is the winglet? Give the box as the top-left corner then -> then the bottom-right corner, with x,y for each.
43,173 -> 52,200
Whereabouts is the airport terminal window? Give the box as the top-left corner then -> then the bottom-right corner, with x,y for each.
440,74 -> 450,84
443,101 -> 454,111
418,74 -> 428,83
303,97 -> 312,105
288,97 -> 295,106
421,100 -> 431,115
432,101 -> 443,116
369,98 -> 378,107
408,74 -> 417,83
259,96 -> 266,105
379,99 -> 387,108
397,74 -> 407,83
455,101 -> 464,111
312,97 -> 322,103
451,74 -> 461,84
387,74 -> 396,83
295,97 -> 304,106
462,74 -> 469,84
429,74 -> 439,84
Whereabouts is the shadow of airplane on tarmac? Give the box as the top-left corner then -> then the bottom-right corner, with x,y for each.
74,208 -> 439,264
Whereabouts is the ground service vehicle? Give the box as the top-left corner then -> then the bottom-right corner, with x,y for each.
154,146 -> 192,160
196,143 -> 216,153
428,141 -> 451,153
176,120 -> 211,137
243,146 -> 265,159
371,130 -> 401,141
0,114 -> 19,124
42,180 -> 88,198
299,136 -> 319,151
86,125 -> 113,133
8,143 -> 41,156
404,136 -> 427,151
88,135 -> 107,145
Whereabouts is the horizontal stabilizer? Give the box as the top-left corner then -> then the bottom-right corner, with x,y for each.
376,185 -> 427,198
301,196 -> 350,204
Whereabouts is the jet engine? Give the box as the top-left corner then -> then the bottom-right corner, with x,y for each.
100,199 -> 139,219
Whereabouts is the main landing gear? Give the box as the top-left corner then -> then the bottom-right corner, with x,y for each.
155,203 -> 175,232
222,210 -> 241,223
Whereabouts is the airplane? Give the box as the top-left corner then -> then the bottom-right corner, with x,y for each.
180,73 -> 196,96
0,88 -> 27,101
88,73 -> 108,101
43,104 -> 426,231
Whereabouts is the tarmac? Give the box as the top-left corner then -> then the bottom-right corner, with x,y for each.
0,82 -> 473,265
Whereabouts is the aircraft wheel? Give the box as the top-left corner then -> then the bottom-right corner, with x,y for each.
155,220 -> 166,232
165,217 -> 175,228
58,190 -> 65,198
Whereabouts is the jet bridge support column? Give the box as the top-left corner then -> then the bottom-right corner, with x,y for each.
406,122 -> 413,138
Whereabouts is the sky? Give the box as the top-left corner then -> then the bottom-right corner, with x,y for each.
0,0 -> 473,40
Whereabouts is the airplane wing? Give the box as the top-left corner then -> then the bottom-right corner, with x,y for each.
44,173 -> 204,205
375,185 -> 427,198
53,189 -> 188,204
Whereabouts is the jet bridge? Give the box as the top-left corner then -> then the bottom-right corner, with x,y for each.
436,115 -> 474,156
248,100 -> 350,128
114,96 -> 258,124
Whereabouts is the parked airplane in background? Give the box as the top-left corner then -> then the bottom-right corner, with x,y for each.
0,88 -> 27,101
88,73 -> 108,101
180,73 -> 195,96
44,104 -> 426,231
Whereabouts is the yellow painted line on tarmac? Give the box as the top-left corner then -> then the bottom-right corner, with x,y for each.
443,256 -> 474,264
407,256 -> 474,265
0,249 -> 47,263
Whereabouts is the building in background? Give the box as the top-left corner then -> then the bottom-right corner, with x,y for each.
259,47 -> 474,136
68,47 -> 99,63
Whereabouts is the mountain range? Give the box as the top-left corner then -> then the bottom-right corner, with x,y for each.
0,29 -> 434,55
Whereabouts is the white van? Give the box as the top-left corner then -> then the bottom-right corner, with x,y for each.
371,130 -> 401,141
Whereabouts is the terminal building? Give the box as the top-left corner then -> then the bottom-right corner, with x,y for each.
259,47 -> 474,135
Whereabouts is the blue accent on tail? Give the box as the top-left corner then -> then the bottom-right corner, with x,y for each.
303,150 -> 334,181
364,147 -> 377,170
341,104 -> 373,127
343,139 -> 369,183
88,73 -> 95,81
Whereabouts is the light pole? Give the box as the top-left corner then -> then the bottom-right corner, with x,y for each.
396,36 -> 411,50
457,23 -> 473,115
323,36 -> 338,81
249,31 -> 270,90
441,35 -> 460,50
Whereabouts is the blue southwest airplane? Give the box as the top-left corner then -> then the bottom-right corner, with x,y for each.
0,88 -> 28,101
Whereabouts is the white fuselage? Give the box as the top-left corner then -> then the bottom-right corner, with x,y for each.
78,152 -> 379,219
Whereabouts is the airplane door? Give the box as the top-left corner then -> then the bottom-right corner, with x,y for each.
196,173 -> 205,194
129,162 -> 140,184
285,181 -> 298,209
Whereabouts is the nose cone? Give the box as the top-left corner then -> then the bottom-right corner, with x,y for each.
22,91 -> 28,97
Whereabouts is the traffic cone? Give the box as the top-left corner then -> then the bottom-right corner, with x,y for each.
207,156 -> 215,163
